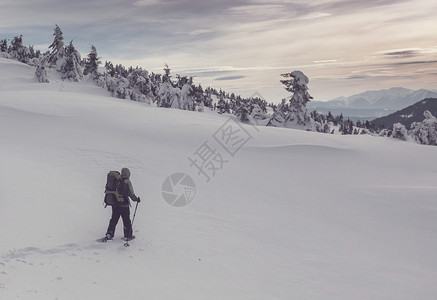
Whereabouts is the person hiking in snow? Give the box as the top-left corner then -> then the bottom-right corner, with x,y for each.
105,167 -> 140,241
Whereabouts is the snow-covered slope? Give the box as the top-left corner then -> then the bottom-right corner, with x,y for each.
1,58 -> 437,299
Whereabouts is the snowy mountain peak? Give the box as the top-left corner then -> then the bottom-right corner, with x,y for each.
311,87 -> 437,110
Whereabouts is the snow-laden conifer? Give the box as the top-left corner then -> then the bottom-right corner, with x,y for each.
35,57 -> 49,83
61,41 -> 83,81
83,45 -> 101,80
156,64 -> 180,108
267,99 -> 288,127
179,77 -> 194,110
267,70 -> 316,130
127,67 -> 152,103
409,110 -> 437,145
48,25 -> 65,70
391,123 -> 409,141
9,35 -> 29,63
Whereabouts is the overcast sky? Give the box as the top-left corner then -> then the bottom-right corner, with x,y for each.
1,0 -> 437,102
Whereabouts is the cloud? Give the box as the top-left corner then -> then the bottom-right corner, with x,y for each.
298,12 -> 332,20
392,60 -> 437,66
383,49 -> 422,58
313,59 -> 339,64
215,75 -> 246,81
133,0 -> 160,6
378,47 -> 437,59
315,0 -> 411,14
188,29 -> 214,36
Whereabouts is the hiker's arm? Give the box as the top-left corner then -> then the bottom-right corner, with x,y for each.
127,179 -> 139,202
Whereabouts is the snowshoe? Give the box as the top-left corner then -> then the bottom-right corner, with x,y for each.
97,234 -> 113,243
123,235 -> 135,242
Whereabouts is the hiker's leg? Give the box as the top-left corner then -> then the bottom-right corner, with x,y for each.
106,206 -> 121,237
120,207 -> 132,238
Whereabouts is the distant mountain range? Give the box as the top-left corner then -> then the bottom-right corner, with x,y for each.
308,87 -> 437,121
371,98 -> 437,129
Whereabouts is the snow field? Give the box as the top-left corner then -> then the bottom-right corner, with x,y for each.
1,58 -> 437,299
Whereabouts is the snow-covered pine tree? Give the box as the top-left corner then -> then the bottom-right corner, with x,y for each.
105,61 -> 116,77
127,67 -> 152,103
156,64 -> 180,108
267,70 -> 316,130
267,99 -> 288,127
26,46 -> 41,66
0,39 -> 7,53
250,104 -> 269,121
193,84 -> 206,112
35,57 -> 49,83
334,113 -> 343,126
83,45 -> 101,80
203,87 -> 214,108
9,35 -> 28,63
216,94 -> 227,114
282,70 -> 315,130
113,76 -> 131,99
48,25 -> 65,70
340,119 -> 354,135
235,99 -> 250,123
61,40 -> 83,81
409,110 -> 437,145
327,111 -> 335,123
179,77 -> 195,110
391,123 -> 409,141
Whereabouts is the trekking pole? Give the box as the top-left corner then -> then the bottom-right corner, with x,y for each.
125,200 -> 140,247
131,200 -> 139,227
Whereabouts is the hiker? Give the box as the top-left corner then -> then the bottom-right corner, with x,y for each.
105,167 -> 141,241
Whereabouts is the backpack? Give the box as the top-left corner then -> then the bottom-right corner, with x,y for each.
104,171 -> 127,206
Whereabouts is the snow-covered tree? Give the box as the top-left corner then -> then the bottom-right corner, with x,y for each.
283,70 -> 315,129
109,76 -> 131,99
216,95 -> 227,114
0,39 -> 8,53
250,104 -> 269,121
193,84 -> 206,112
127,67 -> 152,103
267,99 -> 289,127
158,84 -> 179,108
340,119 -> 354,135
35,57 -> 49,83
156,64 -> 180,107
235,99 -> 250,123
61,40 -> 83,81
179,77 -> 194,110
409,110 -> 437,145
105,61 -> 116,77
48,25 -> 65,70
83,45 -> 101,80
267,70 -> 316,130
26,46 -> 40,66
9,35 -> 28,63
391,123 -> 409,141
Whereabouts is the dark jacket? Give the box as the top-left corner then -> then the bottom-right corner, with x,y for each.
120,168 -> 138,206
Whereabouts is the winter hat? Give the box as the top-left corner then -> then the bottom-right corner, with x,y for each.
121,167 -> 131,178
